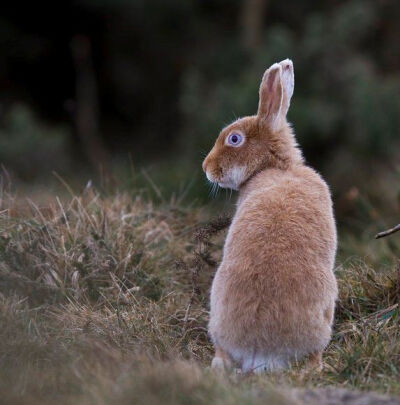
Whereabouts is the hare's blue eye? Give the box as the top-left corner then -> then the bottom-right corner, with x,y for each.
227,133 -> 243,147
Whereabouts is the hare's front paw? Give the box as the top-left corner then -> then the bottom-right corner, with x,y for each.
211,356 -> 233,372
211,347 -> 233,373
211,357 -> 225,369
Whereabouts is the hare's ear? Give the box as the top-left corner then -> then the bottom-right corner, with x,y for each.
257,59 -> 294,129
279,59 -> 294,117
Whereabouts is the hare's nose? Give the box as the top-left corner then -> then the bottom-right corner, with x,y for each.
202,157 -> 209,173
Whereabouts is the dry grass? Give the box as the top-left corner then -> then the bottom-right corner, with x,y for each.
0,185 -> 399,404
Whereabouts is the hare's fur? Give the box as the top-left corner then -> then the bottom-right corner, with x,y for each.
203,60 -> 337,373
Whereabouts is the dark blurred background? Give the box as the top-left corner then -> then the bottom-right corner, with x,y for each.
0,0 -> 399,226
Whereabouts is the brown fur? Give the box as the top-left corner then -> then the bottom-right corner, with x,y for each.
202,60 -> 338,373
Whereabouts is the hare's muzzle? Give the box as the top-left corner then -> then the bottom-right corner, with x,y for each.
202,155 -> 214,177
203,148 -> 225,184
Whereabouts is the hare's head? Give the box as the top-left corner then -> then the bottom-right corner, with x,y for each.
202,59 -> 303,190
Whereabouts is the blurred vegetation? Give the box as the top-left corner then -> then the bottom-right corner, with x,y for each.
0,187 -> 400,403
0,105 -> 71,180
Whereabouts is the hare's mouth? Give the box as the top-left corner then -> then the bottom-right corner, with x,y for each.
206,166 -> 246,190
205,171 -> 217,184
218,165 -> 247,190
206,172 -> 229,189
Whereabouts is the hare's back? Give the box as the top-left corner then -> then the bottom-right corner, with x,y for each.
225,169 -> 336,277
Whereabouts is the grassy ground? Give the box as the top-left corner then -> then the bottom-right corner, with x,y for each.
0,184 -> 399,404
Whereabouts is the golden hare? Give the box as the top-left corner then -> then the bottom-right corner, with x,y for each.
202,59 -> 337,373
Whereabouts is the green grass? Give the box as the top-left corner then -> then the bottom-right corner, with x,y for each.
0,185 -> 399,404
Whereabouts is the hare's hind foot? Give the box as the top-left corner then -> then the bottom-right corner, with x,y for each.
211,347 -> 233,373
307,351 -> 323,372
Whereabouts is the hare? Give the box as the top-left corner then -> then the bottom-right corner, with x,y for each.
202,59 -> 338,373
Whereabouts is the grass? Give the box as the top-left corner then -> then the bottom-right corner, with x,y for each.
0,183 -> 399,404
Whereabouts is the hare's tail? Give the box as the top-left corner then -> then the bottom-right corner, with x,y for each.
240,351 -> 290,374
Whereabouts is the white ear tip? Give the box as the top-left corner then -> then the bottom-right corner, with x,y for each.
279,59 -> 293,70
